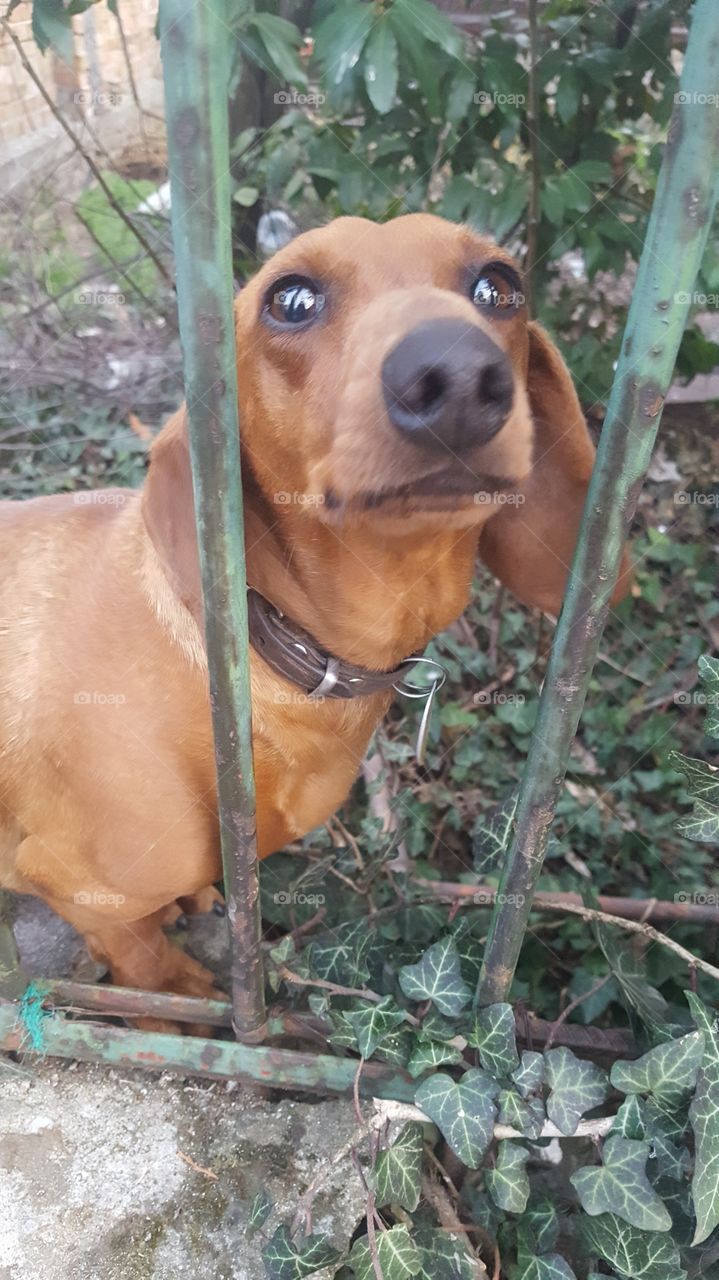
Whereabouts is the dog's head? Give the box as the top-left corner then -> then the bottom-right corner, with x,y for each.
235,214 -> 533,523
144,214 -> 631,619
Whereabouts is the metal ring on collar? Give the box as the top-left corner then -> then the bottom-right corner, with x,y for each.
393,657 -> 447,699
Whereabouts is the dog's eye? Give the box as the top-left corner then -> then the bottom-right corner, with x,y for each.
470,265 -> 523,312
265,276 -> 325,327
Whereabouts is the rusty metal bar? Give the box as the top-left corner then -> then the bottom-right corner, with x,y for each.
478,0 -> 719,1005
0,1004 -> 416,1100
159,0 -> 265,1041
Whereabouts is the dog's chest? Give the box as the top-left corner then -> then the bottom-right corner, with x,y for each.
250,670 -> 387,855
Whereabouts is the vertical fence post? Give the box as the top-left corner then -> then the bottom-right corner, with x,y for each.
159,0 -> 266,1042
478,0 -> 719,1006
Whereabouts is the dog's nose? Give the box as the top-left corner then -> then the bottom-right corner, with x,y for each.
382,318 -> 514,453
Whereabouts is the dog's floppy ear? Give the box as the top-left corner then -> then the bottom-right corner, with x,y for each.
479,321 -> 632,615
141,409 -> 203,620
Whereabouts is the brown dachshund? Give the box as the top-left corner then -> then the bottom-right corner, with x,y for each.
0,215 -> 630,1019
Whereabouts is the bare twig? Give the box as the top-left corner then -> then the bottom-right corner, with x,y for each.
177,1149 -> 218,1180
412,879 -> 719,926
277,966 -> 382,1004
422,1173 -> 486,1272
376,1099 -> 616,1142
543,900 -> 719,983
545,973 -> 614,1051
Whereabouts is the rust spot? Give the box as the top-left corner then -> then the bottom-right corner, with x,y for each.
200,1042 -> 222,1071
640,384 -> 664,420
198,312 -> 221,345
137,1052 -> 166,1065
175,105 -> 200,150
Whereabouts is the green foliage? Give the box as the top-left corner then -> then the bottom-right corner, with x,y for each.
486,1140 -> 530,1213
671,656 -> 719,844
75,172 -> 161,297
544,1047 -> 609,1135
581,1213 -> 686,1279
349,1225 -> 419,1280
262,1226 -> 341,1279
468,1002 -> 520,1077
398,936 -> 471,1017
571,1136 -> 672,1231
372,1124 -> 423,1212
686,994 -> 719,1244
227,0 -> 716,399
611,1032 -> 704,1104
415,1069 -> 499,1168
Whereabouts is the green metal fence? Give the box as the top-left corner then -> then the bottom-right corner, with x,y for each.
0,0 -> 718,1091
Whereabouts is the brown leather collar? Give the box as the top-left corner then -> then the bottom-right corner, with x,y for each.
247,588 -> 421,699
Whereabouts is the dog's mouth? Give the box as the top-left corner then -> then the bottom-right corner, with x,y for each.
323,468 -> 519,516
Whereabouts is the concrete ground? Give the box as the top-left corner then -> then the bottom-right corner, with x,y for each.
0,1058 -> 365,1280
2,898 -> 365,1280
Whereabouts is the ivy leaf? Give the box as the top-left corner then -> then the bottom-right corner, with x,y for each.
472,792 -> 517,873
415,1230 -> 477,1279
512,1051 -> 545,1099
262,1226 -> 341,1279
373,1124 -> 423,1212
669,752 -> 719,806
398,937 -> 471,1017
247,1188 -> 273,1238
308,920 -> 371,987
687,993 -> 719,1244
700,653 -> 719,737
571,1137 -> 672,1232
327,1010 -> 360,1051
415,1069 -> 498,1167
581,1213 -> 686,1279
515,1256 -> 578,1280
676,797 -> 719,844
611,1032 -> 704,1105
374,1029 -> 415,1068
450,916 -> 485,989
545,1047 -> 609,1135
498,1087 -> 545,1139
644,1096 -> 688,1145
468,1002 -> 520,1077
363,18 -> 398,115
486,1140 -> 530,1213
522,1197 -> 560,1253
595,926 -> 670,1036
349,1224 -> 420,1280
611,1095 -> 646,1140
347,996 -> 406,1058
650,1133 -> 690,1184
406,1036 -> 463,1079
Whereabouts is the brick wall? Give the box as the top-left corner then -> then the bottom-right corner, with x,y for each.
0,1 -> 166,193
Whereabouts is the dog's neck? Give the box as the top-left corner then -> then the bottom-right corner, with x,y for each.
141,414 -> 481,674
241,469 -> 480,671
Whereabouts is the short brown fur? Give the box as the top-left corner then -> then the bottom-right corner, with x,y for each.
0,216 -> 630,1024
